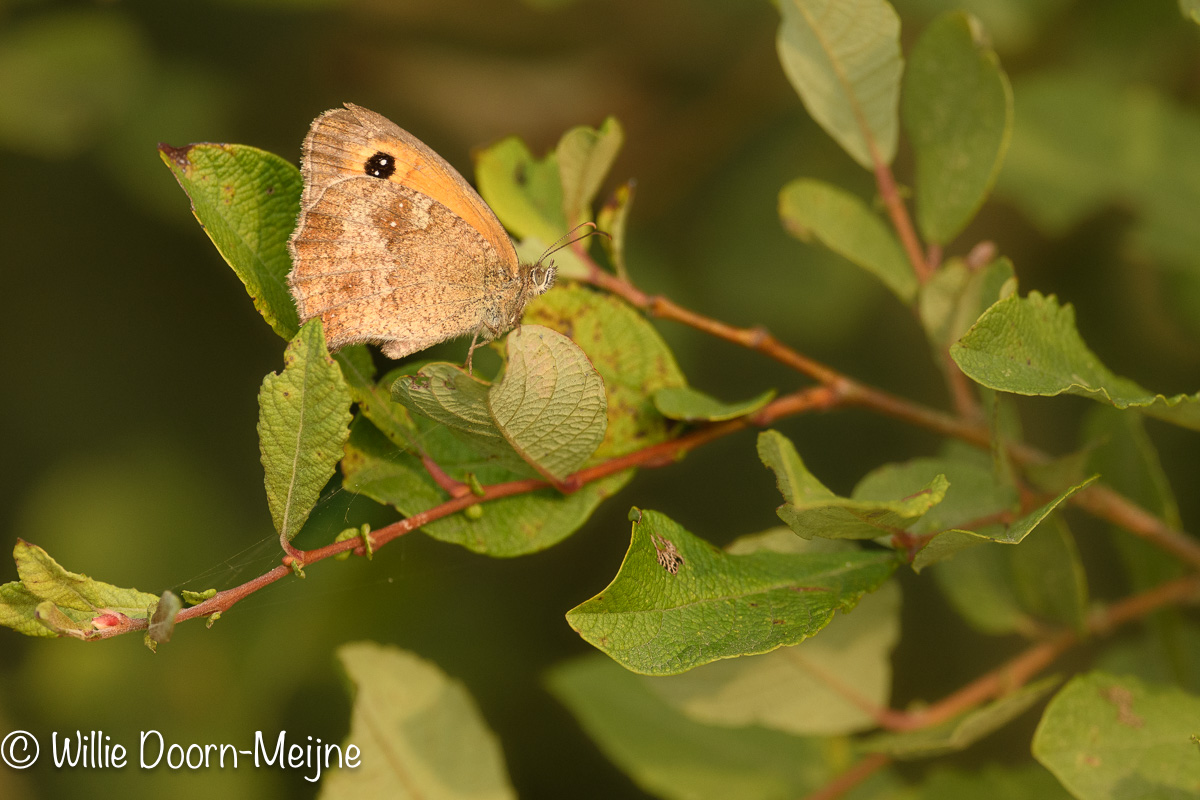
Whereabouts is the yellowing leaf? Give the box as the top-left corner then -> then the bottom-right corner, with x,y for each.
489,326 -> 607,481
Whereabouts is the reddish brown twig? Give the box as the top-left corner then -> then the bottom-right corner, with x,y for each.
805,573 -> 1200,799
804,752 -> 892,800
84,386 -> 838,639
871,144 -> 931,283
576,260 -> 1200,572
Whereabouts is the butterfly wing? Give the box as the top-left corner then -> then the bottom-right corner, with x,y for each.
291,176 -> 520,357
287,104 -> 522,357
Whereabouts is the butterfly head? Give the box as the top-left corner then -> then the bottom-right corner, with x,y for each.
529,261 -> 556,296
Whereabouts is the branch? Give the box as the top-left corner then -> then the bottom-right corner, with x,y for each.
576,262 -> 1200,571
804,752 -> 891,800
805,573 -> 1200,799
885,572 -> 1200,730
83,262 -> 1197,641
88,386 -> 839,639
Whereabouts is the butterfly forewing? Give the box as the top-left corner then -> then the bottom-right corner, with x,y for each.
296,104 -> 518,270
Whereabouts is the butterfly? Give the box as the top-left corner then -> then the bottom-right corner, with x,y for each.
286,103 -> 555,370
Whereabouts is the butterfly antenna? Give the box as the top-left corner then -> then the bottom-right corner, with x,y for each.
537,221 -> 610,264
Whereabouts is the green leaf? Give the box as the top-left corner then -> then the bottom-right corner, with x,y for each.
998,476 -> 1096,543
335,346 -> 421,453
855,452 -> 1014,572
856,454 -> 1016,538
393,286 -> 676,482
778,178 -> 916,302
1033,672 -> 1200,799
1183,0 -> 1200,24
1084,407 -> 1181,530
912,475 -> 1095,572
1007,513 -> 1088,633
159,141 -> 302,339
931,531 -> 1022,635
523,284 -> 686,460
392,332 -> 609,484
566,509 -> 897,675
930,480 -> 1095,635
258,319 -> 353,541
653,386 -> 776,422
475,119 -> 622,260
488,326 -> 608,481
546,654 -> 869,800
904,763 -> 1074,800
643,532 -> 899,735
557,117 -> 623,229
341,417 -> 633,556
951,292 -> 1200,430
473,135 -> 566,248
776,0 -> 903,169
863,675 -> 1060,759
902,12 -> 1013,244
918,258 -> 1016,352
318,642 -> 515,800
392,363 -> 534,476
758,431 -> 949,540
35,601 -> 94,639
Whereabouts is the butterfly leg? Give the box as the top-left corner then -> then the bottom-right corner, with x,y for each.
464,319 -> 508,375
465,329 -> 483,375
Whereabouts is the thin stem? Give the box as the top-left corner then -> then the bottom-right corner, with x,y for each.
803,752 -> 891,800
871,147 -> 931,282
1073,483 -> 1200,569
421,453 -> 471,498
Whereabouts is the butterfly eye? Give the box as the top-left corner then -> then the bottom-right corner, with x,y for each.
530,264 -> 556,294
364,151 -> 397,179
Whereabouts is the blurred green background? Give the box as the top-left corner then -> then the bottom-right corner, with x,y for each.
2,0 -> 1198,797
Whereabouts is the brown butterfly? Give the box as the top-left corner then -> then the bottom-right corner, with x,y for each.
286,103 -> 555,369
